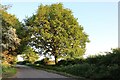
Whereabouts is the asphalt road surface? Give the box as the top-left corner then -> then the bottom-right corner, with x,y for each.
14,65 -> 68,78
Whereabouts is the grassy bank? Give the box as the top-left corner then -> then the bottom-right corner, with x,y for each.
2,66 -> 17,78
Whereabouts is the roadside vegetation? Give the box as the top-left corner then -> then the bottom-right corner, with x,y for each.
2,65 -> 17,78
1,4 -> 21,78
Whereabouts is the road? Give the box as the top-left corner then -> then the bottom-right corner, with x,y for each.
14,65 -> 68,78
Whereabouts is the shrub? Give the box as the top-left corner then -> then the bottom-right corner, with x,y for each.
86,48 -> 120,66
57,58 -> 84,66
34,58 -> 49,65
17,61 -> 30,65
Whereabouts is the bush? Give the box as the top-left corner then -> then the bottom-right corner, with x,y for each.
85,48 -> 120,66
57,58 -> 84,66
57,60 -> 68,66
53,63 -> 120,80
17,61 -> 30,65
34,58 -> 49,65
34,60 -> 42,64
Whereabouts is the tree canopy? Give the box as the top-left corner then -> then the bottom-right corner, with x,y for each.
0,4 -> 21,65
1,5 -> 21,52
25,3 -> 89,64
22,46 -> 39,64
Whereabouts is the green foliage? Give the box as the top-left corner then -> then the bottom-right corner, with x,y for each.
42,57 -> 49,65
22,46 -> 39,64
16,24 -> 33,55
34,60 -> 44,65
25,3 -> 89,64
85,48 -> 120,66
1,5 -> 21,51
17,61 -> 30,65
1,4 -> 22,39
2,65 -> 17,78
57,58 -> 84,66
34,58 -> 49,65
1,7 -> 21,29
53,63 -> 120,80
0,5 -> 21,67
1,27 -> 21,51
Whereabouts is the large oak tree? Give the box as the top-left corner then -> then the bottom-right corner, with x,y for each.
25,3 -> 89,64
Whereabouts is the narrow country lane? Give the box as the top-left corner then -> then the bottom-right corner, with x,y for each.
14,65 -> 68,78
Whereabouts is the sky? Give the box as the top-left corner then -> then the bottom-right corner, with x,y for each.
2,2 -> 118,57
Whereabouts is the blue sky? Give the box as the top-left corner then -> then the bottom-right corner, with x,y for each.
2,2 -> 118,57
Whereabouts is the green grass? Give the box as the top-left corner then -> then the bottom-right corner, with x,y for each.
2,66 -> 17,78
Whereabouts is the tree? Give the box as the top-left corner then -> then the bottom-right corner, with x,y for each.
22,46 -> 39,64
0,5 -> 21,65
16,23 -> 32,55
2,27 -> 20,52
25,3 -> 89,64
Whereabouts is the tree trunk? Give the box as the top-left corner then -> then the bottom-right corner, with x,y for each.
55,55 -> 58,65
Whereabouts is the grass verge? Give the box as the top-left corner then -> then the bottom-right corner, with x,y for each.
2,67 -> 17,78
